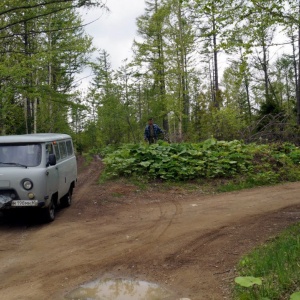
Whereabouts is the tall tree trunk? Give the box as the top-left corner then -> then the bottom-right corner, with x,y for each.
137,83 -> 142,124
154,0 -> 169,132
209,58 -> 214,106
285,73 -> 291,111
0,83 -> 5,135
291,30 -> 298,96
158,34 -> 169,132
176,0 -> 189,135
239,48 -> 252,120
177,109 -> 183,142
262,42 -> 270,102
24,20 -> 31,134
34,74 -> 38,133
297,1 -> 300,125
48,60 -> 53,132
212,9 -> 219,109
244,76 -> 251,121
47,16 -> 53,132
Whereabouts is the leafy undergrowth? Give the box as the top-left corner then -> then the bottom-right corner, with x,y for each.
101,139 -> 300,187
234,223 -> 300,299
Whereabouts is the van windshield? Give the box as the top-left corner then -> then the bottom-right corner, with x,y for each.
0,144 -> 42,167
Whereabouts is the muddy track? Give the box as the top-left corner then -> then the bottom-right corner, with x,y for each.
0,158 -> 300,300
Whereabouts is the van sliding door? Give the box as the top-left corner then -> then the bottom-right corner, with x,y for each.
46,143 -> 59,202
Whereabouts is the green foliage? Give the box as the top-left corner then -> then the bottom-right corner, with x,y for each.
103,139 -> 251,180
191,107 -> 248,141
234,223 -> 300,299
102,139 -> 300,183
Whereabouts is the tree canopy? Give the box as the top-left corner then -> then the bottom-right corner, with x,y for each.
1,0 -> 300,149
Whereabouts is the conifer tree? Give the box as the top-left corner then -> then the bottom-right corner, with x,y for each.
134,0 -> 169,131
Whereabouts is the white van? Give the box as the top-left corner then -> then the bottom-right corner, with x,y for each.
0,133 -> 77,222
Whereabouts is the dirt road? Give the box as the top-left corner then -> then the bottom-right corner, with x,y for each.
1,158 -> 300,300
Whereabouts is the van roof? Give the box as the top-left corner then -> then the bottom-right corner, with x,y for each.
0,133 -> 72,143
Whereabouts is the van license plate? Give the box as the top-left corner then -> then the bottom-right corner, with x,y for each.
12,200 -> 38,207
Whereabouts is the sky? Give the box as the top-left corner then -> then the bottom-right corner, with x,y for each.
77,0 -> 146,89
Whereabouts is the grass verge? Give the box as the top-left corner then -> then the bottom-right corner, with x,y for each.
234,222 -> 300,299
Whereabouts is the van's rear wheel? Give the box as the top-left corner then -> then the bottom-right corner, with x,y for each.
43,198 -> 55,222
60,187 -> 73,208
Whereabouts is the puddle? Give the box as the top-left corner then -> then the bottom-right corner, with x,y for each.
65,278 -> 174,300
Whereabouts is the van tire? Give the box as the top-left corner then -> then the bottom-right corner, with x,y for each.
43,198 -> 55,222
60,188 -> 73,208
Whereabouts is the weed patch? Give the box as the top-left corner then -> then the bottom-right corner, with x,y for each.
234,223 -> 300,299
102,139 -> 300,186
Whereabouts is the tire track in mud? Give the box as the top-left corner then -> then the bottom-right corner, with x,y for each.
73,158 -> 103,203
115,196 -> 185,257
67,157 -> 105,220
63,196 -> 185,278
86,199 -> 184,263
150,199 -> 183,241
74,158 -> 183,247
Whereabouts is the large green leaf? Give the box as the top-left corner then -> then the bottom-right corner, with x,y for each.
234,276 -> 262,287
290,292 -> 300,300
140,161 -> 153,167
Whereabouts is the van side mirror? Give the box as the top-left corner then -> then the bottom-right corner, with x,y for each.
48,154 -> 57,166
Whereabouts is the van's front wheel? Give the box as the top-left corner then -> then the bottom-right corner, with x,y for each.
43,198 -> 55,222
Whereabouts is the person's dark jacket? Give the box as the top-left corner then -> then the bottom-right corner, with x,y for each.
144,124 -> 163,141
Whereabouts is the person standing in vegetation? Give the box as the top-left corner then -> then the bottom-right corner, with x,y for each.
144,118 -> 163,144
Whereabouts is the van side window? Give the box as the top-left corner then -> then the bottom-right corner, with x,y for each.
59,141 -> 67,159
54,144 -> 60,161
46,143 -> 54,163
66,140 -> 73,156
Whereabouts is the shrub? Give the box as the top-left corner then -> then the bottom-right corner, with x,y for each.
102,140 -> 300,183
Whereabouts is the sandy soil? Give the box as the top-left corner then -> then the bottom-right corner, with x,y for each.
0,157 -> 300,300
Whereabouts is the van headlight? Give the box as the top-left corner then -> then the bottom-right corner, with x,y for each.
22,179 -> 33,190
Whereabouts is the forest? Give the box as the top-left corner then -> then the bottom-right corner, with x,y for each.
1,0 -> 300,151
